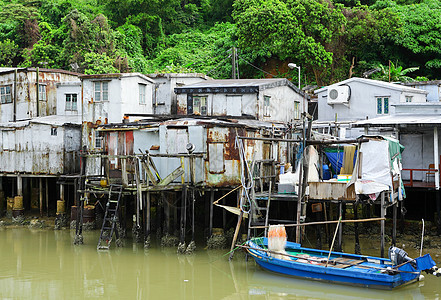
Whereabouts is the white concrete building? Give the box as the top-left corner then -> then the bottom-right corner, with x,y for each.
80,73 -> 155,151
147,73 -> 209,115
174,78 -> 305,123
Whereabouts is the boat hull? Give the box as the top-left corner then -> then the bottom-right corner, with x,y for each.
246,238 -> 421,290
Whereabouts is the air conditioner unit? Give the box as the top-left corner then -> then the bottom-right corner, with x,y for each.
327,85 -> 350,104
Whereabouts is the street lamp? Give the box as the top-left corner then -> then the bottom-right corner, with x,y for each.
288,63 -> 301,90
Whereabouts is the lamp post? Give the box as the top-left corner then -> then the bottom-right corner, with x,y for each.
288,63 -> 301,90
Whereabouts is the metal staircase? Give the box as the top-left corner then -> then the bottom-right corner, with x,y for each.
97,184 -> 123,250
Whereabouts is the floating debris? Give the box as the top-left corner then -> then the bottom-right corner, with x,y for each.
12,215 -> 26,225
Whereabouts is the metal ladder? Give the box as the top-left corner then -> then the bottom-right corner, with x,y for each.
97,184 -> 123,250
247,182 -> 272,239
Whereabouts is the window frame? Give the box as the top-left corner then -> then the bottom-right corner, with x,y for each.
0,85 -> 12,104
94,81 -> 109,102
294,101 -> 300,120
191,95 -> 208,116
38,84 -> 47,102
376,96 -> 390,115
65,93 -> 78,111
139,83 -> 146,105
264,95 -> 271,117
405,96 -> 413,103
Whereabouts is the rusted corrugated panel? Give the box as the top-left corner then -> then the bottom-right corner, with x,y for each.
309,181 -> 356,201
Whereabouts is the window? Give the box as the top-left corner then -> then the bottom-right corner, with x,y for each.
65,94 -> 78,111
0,85 -> 12,104
376,97 -> 389,115
209,143 -> 225,173
405,96 -> 413,103
294,101 -> 300,119
192,96 -> 207,115
39,85 -> 46,101
264,95 -> 271,116
95,135 -> 103,149
51,127 -> 57,136
139,84 -> 146,104
94,81 -> 108,102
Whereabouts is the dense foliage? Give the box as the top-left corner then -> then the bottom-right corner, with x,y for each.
0,0 -> 438,86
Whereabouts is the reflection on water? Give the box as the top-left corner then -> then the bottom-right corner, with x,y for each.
0,228 -> 440,299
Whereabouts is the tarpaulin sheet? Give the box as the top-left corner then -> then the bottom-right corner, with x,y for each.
324,147 -> 357,175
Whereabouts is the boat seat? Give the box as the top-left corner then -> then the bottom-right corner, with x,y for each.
329,257 -> 365,269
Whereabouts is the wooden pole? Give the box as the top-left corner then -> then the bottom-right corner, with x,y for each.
393,202 -> 397,246
381,192 -> 385,258
229,188 -> 244,260
337,201 -> 343,252
146,191 -> 151,237
326,216 -> 342,267
45,178 -> 49,217
209,190 -> 214,237
354,202 -> 361,254
39,178 -> 43,217
180,186 -> 187,244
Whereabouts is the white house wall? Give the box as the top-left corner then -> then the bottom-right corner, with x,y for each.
317,81 -> 425,122
56,83 -> 82,116
152,75 -> 207,115
259,85 -> 303,123
120,76 -> 153,117
0,123 -> 80,174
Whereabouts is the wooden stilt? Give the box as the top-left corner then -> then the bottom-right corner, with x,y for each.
209,190 -> 214,237
381,192 -> 385,258
164,192 -> 169,235
39,178 -> 43,217
229,188 -> 244,260
191,189 -> 195,241
393,202 -> 397,246
146,191 -> 151,237
354,202 -> 361,254
45,178 -> 49,217
437,191 -> 441,235
180,186 -> 187,243
337,201 -> 343,252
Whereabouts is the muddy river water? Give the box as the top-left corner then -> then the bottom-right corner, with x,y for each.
1,228 -> 440,299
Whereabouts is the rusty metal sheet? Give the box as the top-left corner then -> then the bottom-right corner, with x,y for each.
309,181 -> 356,201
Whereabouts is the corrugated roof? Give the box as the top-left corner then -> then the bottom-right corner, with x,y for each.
353,114 -> 441,127
176,78 -> 286,88
0,67 -> 80,76
174,78 -> 303,96
80,72 -> 155,83
0,115 -> 81,128
315,77 -> 428,94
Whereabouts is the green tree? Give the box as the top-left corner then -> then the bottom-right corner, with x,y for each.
83,52 -> 119,74
370,61 -> 419,82
0,39 -> 19,66
233,0 -> 346,85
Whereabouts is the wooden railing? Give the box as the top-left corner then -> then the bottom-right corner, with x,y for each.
402,168 -> 438,187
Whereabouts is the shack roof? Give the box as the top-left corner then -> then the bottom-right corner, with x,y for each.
97,117 -> 287,131
353,114 -> 441,127
314,77 -> 428,94
79,72 -> 155,83
0,67 -> 80,77
147,73 -> 211,80
0,115 -> 81,128
174,78 -> 304,96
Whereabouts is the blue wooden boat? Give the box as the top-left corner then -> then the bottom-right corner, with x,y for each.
244,237 -> 438,289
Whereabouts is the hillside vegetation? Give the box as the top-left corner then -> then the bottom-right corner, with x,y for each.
0,0 -> 439,86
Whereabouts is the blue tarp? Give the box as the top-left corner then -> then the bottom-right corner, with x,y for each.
324,150 -> 358,175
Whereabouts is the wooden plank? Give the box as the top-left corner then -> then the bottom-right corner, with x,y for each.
157,167 -> 185,186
